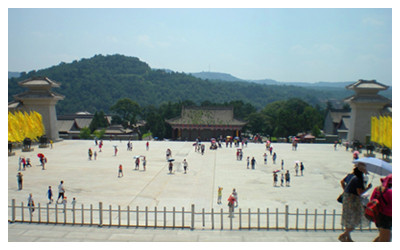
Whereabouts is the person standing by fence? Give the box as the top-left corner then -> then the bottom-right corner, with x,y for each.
27,193 -> 34,214
47,186 -> 53,204
227,194 -> 237,218
339,163 -> 372,242
56,180 -> 66,203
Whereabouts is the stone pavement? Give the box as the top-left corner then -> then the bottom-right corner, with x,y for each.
8,222 -> 378,242
7,139 -> 390,242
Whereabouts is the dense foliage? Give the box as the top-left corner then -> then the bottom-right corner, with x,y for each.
8,54 -> 357,115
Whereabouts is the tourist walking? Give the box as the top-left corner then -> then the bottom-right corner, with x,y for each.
273,172 -> 278,187
294,163 -> 299,176
281,159 -> 284,170
183,159 -> 188,174
300,162 -> 305,176
118,164 -> 123,177
135,157 -> 140,170
228,193 -> 237,218
251,157 -> 256,169
272,152 -> 277,164
339,163 -> 372,242
16,172 -> 23,190
371,174 -> 392,242
146,141 -> 149,151
88,148 -> 93,160
246,157 -> 250,169
217,186 -> 223,204
263,153 -> 267,165
56,180 -> 66,203
285,170 -> 290,187
142,157 -> 147,171
47,186 -> 53,204
168,161 -> 173,174
18,157 -> 22,171
280,173 -> 284,187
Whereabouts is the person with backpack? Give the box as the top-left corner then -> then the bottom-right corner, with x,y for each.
370,174 -> 392,242
338,163 -> 372,242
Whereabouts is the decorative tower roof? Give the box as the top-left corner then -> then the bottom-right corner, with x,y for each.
344,79 -> 390,104
13,77 -> 64,101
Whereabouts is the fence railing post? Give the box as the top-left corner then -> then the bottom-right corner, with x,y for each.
173,207 -> 176,228
285,205 -> 289,231
136,206 -> 139,228
11,199 -> 16,223
72,203 -> 75,225
239,208 -> 242,229
202,208 -> 205,228
220,208 -> 223,230
323,209 -> 327,231
118,205 -> 121,227
81,204 -> 84,225
295,208 -> 299,230
99,202 -> 103,227
182,207 -> 185,228
90,204 -> 93,225
314,209 -> 317,231
63,202 -> 67,225
332,209 -> 336,231
211,208 -> 214,230
38,203 -> 41,223
127,206 -> 130,227
21,202 -> 24,222
266,208 -> 269,230
46,203 -> 50,224
248,208 -> 251,229
155,206 -> 157,228
305,209 -> 308,231
145,206 -> 148,227
55,203 -> 58,224
163,207 -> 166,228
109,205 -> 112,226
257,208 -> 260,230
191,204 -> 195,230
275,208 -> 278,229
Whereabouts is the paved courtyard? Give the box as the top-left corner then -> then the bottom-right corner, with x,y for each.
7,139 -> 387,242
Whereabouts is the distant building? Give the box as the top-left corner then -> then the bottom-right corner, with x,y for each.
323,109 -> 351,141
166,106 -> 247,141
344,79 -> 391,144
8,77 -> 64,141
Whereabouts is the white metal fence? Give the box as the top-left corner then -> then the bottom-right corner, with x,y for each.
8,199 -> 377,231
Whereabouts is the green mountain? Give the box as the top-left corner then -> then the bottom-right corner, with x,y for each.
8,54 -> 378,115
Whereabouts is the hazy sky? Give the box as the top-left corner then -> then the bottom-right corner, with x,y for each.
8,7 -> 393,84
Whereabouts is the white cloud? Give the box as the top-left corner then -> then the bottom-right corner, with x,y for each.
362,17 -> 384,26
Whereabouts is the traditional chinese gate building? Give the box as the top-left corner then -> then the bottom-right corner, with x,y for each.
166,106 -> 247,141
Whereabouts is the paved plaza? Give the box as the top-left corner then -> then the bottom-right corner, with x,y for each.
7,139 -> 387,242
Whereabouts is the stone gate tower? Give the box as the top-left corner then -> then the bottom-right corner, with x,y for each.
344,79 -> 391,144
11,77 -> 65,141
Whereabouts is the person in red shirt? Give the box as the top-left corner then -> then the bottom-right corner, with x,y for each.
372,174 -> 392,242
118,164 -> 123,178
228,194 -> 237,218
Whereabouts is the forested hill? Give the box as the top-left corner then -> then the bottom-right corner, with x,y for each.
9,54 -> 358,115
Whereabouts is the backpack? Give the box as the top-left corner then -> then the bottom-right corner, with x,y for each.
365,186 -> 386,222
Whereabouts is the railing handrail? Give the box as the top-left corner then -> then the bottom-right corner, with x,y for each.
8,199 -> 377,231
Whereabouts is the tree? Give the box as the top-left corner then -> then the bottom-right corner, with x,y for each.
110,98 -> 141,128
89,111 -> 109,132
79,127 -> 92,139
